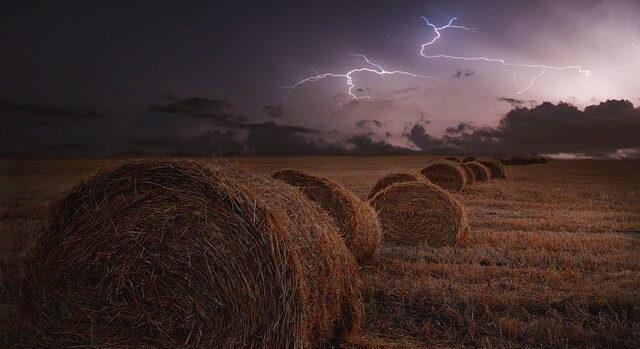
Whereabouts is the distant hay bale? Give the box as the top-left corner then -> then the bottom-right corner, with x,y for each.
508,156 -> 525,166
370,181 -> 469,247
479,159 -> 506,179
462,156 -> 476,163
459,162 -> 476,187
18,160 -> 362,348
494,156 -> 508,165
465,162 -> 491,182
367,172 -> 423,200
445,156 -> 461,163
420,160 -> 465,193
272,169 -> 381,263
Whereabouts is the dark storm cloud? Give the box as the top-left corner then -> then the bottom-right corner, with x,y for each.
355,119 -> 382,128
150,96 -> 317,133
403,123 -> 450,153
0,99 -> 103,124
131,130 -> 245,156
407,99 -> 640,157
445,122 -> 477,135
497,97 -> 537,108
149,96 -> 235,120
347,134 -> 414,155
451,69 -> 476,79
393,86 -> 420,94
261,105 -> 284,118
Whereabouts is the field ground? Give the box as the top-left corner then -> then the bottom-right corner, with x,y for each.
1,157 -> 639,348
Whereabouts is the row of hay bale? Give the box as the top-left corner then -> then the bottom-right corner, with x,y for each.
503,156 -> 549,165
15,157 -> 496,347
364,157 -> 507,248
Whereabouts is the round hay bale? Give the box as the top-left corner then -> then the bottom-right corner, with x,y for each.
479,159 -> 506,179
419,160 -> 465,193
459,162 -> 476,187
462,156 -> 476,163
465,162 -> 491,182
494,156 -> 508,165
445,156 -> 461,163
367,172 -> 423,200
272,169 -> 381,263
18,160 -> 362,348
509,157 -> 525,166
370,181 -> 469,247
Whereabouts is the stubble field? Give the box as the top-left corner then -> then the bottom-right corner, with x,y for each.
1,156 -> 639,348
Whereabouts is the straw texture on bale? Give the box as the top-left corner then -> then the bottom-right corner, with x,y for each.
462,156 -> 476,163
480,159 -> 506,179
419,160 -> 465,193
370,181 -> 469,247
367,172 -> 423,200
272,169 -> 381,263
465,162 -> 491,182
445,156 -> 461,163
18,160 -> 362,348
459,162 -> 476,187
494,156 -> 508,165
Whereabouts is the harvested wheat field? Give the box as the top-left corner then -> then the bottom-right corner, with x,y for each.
1,156 -> 639,348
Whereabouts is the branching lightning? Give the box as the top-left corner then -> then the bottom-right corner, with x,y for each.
286,54 -> 443,99
287,17 -> 636,100
420,17 -> 590,94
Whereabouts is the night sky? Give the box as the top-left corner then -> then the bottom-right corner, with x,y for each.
2,1 -> 640,158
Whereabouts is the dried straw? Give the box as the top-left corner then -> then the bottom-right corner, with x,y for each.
479,159 -> 506,179
18,160 -> 362,348
419,160 -> 465,193
370,181 -> 469,247
367,172 -> 423,200
272,169 -> 381,263
465,162 -> 491,182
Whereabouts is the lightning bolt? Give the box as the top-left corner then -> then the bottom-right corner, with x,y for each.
286,54 -> 443,99
420,17 -> 591,94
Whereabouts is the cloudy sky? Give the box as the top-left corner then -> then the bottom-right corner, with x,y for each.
2,0 -> 640,157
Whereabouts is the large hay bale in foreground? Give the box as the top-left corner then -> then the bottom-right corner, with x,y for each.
370,182 -> 469,247
466,162 -> 491,182
462,156 -> 476,163
18,160 -> 362,348
479,159 -> 506,179
272,169 -> 381,263
419,160 -> 465,193
367,172 -> 423,200
459,162 -> 476,187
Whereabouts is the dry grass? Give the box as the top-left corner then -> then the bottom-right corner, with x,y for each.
1,157 -> 639,348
